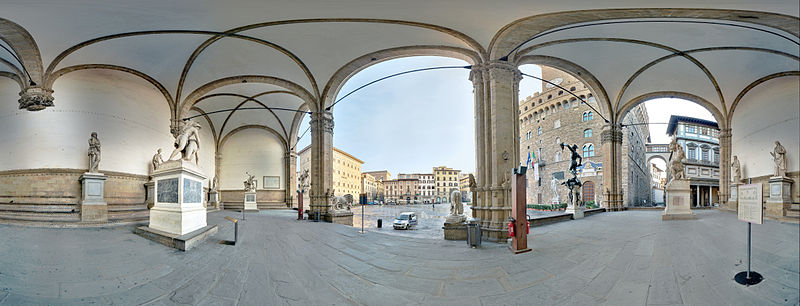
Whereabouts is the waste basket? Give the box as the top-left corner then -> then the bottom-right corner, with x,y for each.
466,218 -> 481,248
377,219 -> 382,228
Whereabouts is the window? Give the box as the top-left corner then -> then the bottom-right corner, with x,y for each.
583,144 -> 595,157
686,125 -> 695,133
554,120 -> 561,129
688,147 -> 696,160
583,111 -> 594,121
555,152 -> 561,162
537,126 -> 542,135
547,95 -> 552,100
555,137 -> 560,145
558,90 -> 563,95
570,86 -> 576,91
584,129 -> 592,138
702,148 -> 709,161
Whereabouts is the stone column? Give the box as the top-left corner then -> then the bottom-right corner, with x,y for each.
285,151 -> 297,208
718,128 -> 731,209
601,124 -> 624,211
470,64 -> 489,226
309,111 -> 334,219
483,60 -> 521,242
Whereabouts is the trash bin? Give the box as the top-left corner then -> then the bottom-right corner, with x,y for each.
466,218 -> 481,248
377,219 -> 382,228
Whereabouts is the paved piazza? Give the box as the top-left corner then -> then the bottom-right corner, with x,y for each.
0,210 -> 797,305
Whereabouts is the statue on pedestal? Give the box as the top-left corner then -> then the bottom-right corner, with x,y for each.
243,172 -> 257,192
151,148 -> 164,172
731,155 -> 741,183
446,190 -> 465,223
550,176 -> 561,204
770,141 -> 786,177
88,132 -> 101,173
561,142 -> 582,176
299,169 -> 310,192
168,120 -> 201,164
668,138 -> 686,182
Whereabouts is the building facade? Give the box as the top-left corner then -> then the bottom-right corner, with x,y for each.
621,103 -> 652,207
433,166 -> 461,203
361,173 -> 378,202
666,116 -> 721,207
650,163 -> 666,205
384,178 -> 419,204
298,146 -> 364,199
398,173 -> 435,203
459,174 -> 472,202
518,66 -> 650,207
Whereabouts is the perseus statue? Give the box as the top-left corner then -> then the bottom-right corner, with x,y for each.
168,120 -> 202,164
560,142 -> 582,176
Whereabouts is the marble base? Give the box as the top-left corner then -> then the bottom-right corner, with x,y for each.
445,214 -> 466,224
326,210 -> 353,226
134,224 -> 218,251
566,206 -> 584,219
208,190 -> 219,209
443,222 -> 467,240
80,172 -> 107,222
148,160 -> 207,236
244,191 -> 257,211
145,181 -> 155,209
663,179 -> 695,220
766,176 -> 793,218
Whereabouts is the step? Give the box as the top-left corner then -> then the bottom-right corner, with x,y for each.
108,209 -> 149,221
107,204 -> 148,212
0,203 -> 78,213
786,210 -> 800,217
0,211 -> 80,222
789,203 -> 799,211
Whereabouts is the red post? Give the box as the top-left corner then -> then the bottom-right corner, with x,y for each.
297,190 -> 304,220
510,166 -> 531,254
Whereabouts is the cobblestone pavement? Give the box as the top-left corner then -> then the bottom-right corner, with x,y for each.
0,210 -> 797,305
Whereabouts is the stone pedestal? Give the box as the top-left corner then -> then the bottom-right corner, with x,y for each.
327,210 -> 354,226
208,190 -> 219,210
148,160 -> 208,235
244,191 -> 257,211
443,221 -> 467,240
80,172 -> 108,223
727,183 -> 739,211
663,179 -> 696,220
145,181 -> 155,209
766,176 -> 793,218
566,206 -> 584,219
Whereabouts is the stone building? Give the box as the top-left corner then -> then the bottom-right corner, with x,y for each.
666,116 -> 721,207
459,173 -> 472,202
397,173 -> 435,203
363,170 -> 390,202
384,178 -> 419,204
361,173 -> 378,202
650,163 -> 666,205
621,102 -> 652,207
433,166 -> 461,203
298,146 -> 363,199
518,66 -> 650,207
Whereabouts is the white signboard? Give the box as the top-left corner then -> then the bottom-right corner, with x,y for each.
737,183 -> 763,224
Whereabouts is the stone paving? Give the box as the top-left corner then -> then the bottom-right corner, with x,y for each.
0,209 -> 797,305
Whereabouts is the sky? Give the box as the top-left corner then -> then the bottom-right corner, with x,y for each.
297,57 -> 715,177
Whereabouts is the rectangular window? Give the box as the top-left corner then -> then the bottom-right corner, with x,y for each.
686,125 -> 695,133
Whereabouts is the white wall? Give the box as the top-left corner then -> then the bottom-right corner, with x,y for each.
0,70 -> 182,175
219,128 -> 285,190
731,76 -> 800,178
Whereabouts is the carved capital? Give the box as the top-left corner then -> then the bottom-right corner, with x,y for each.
311,111 -> 334,135
486,60 -> 522,83
601,124 -> 623,144
18,86 -> 54,111
718,128 -> 732,139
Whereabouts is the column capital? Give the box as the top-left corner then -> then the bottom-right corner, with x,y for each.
719,128 -> 732,138
310,111 -> 334,134
601,124 -> 623,144
484,60 -> 522,83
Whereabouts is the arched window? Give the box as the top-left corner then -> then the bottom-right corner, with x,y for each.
558,90 -> 563,95
556,137 -> 561,145
584,129 -> 592,137
582,112 -> 588,121
554,120 -> 561,129
555,152 -> 562,162
547,95 -> 552,100
537,126 -> 542,135
588,112 -> 594,121
570,86 -> 576,91
583,144 -> 595,157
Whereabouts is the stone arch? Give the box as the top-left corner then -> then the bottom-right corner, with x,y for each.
0,18 -> 44,85
646,155 -> 668,166
179,75 -> 317,119
516,55 -> 612,122
616,91 -> 727,129
321,45 -> 479,111
728,71 -> 800,126
48,64 -> 175,115
218,125 -> 288,153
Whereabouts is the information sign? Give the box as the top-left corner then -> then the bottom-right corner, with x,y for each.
737,183 -> 763,224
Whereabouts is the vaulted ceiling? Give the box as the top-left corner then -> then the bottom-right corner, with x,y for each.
1,1 -> 798,149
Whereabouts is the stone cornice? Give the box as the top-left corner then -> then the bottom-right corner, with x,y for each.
0,168 -> 148,180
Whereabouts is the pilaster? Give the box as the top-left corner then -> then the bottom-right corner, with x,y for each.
285,151 -> 297,208
718,128 -> 732,209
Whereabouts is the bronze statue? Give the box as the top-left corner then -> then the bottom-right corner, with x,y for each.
561,142 -> 582,176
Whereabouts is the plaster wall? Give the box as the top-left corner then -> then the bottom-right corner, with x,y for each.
219,128 -> 284,190
0,70 -> 175,175
731,76 -> 800,178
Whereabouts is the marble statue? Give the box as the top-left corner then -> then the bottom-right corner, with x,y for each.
468,174 -> 476,191
668,138 -> 685,181
151,148 -> 164,172
331,193 -> 353,211
449,190 -> 463,215
168,120 -> 201,164
731,155 -> 741,183
770,141 -> 787,177
299,169 -> 310,191
243,172 -> 257,192
560,142 -> 582,176
550,176 -> 561,203
211,176 -> 219,191
88,132 -> 101,173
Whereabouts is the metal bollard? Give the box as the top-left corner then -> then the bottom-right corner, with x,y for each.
222,216 -> 238,245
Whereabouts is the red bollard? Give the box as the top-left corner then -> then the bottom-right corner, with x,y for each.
510,166 -> 531,254
297,190 -> 304,220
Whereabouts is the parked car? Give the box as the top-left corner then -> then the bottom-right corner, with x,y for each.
392,212 -> 417,230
